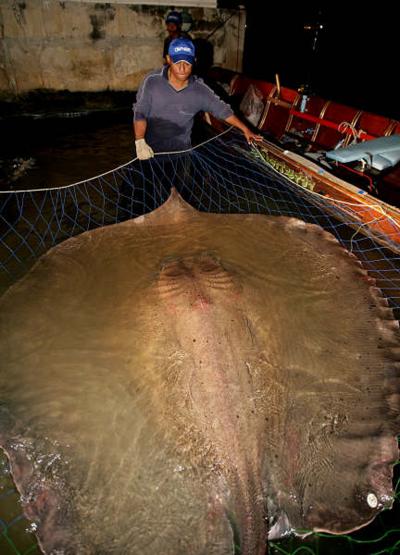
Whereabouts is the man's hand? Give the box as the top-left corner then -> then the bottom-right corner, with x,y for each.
135,139 -> 154,160
242,128 -> 263,144
224,115 -> 263,144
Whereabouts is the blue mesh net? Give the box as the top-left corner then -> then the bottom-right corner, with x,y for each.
0,127 -> 399,553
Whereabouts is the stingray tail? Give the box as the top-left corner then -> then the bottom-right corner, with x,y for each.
229,474 -> 268,555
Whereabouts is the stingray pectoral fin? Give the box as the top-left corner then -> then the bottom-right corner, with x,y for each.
1,377 -> 237,554
259,223 -> 400,536
0,437 -> 80,554
239,218 -> 400,538
275,411 -> 399,535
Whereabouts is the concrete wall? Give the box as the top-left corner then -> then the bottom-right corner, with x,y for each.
0,1 -> 246,94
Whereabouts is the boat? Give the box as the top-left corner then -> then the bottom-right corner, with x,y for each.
206,67 -> 400,251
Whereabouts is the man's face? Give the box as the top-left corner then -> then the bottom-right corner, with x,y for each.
168,60 -> 193,82
166,22 -> 179,37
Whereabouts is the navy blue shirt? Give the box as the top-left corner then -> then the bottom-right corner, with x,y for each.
133,66 -> 233,152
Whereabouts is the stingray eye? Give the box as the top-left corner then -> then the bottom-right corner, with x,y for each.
161,260 -> 187,278
199,257 -> 221,274
200,263 -> 219,273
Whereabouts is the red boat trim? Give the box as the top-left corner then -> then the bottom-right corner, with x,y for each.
290,109 -> 375,141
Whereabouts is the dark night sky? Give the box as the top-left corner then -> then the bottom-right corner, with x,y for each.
240,2 -> 399,120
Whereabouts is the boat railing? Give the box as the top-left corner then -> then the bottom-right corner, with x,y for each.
217,69 -> 400,204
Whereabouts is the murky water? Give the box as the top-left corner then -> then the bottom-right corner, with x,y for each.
0,109 -> 133,191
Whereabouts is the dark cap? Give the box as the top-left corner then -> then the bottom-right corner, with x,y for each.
165,11 -> 182,25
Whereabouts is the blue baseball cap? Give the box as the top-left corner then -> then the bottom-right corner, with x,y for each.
168,38 -> 195,65
166,11 -> 182,25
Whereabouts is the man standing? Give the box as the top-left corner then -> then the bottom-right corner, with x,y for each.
134,38 -> 262,160
163,11 -> 190,63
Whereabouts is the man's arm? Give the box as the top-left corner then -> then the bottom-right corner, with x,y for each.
132,74 -> 156,159
132,73 -> 154,140
134,119 -> 147,140
199,82 -> 262,144
225,114 -> 263,144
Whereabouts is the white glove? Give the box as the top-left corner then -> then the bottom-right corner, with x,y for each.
135,139 -> 154,160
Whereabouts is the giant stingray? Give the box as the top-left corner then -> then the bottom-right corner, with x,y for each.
0,189 -> 399,554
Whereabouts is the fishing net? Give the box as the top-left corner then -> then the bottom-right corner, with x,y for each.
0,127 -> 399,554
